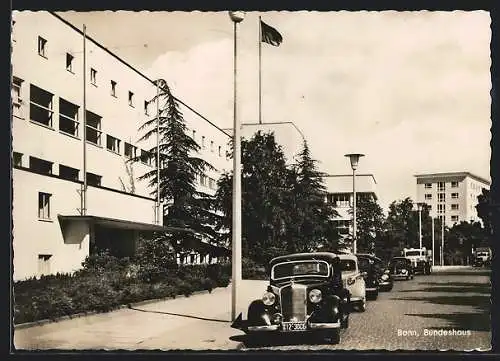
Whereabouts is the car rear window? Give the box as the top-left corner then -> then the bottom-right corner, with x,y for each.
340,259 -> 356,271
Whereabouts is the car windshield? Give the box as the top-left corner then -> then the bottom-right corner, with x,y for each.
405,251 -> 422,257
340,259 -> 357,272
390,258 -> 409,267
272,260 -> 329,280
477,252 -> 489,256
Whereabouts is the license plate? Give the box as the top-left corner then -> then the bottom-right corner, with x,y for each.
282,322 -> 307,332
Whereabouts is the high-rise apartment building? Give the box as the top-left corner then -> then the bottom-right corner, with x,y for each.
415,172 -> 490,227
11,11 -> 231,280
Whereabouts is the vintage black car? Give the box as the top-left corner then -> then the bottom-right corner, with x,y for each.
389,257 -> 415,280
374,257 -> 394,292
231,252 -> 351,344
355,253 -> 380,300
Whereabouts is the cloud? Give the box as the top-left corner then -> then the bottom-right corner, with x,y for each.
146,11 -> 491,210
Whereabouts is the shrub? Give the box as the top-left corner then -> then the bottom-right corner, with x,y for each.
242,258 -> 268,280
178,280 -> 195,297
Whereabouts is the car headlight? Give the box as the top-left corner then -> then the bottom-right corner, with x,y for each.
308,289 -> 322,303
347,277 -> 355,286
262,292 -> 276,306
401,269 -> 408,274
381,274 -> 389,281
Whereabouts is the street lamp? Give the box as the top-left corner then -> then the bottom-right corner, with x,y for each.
229,10 -> 244,322
416,202 -> 425,249
345,153 -> 364,254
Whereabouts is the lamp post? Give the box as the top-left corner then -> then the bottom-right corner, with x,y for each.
229,10 -> 244,322
416,202 -> 425,249
345,153 -> 364,254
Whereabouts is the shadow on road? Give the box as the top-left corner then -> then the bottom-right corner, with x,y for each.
229,333 -> 338,348
405,312 -> 491,332
390,294 -> 490,308
398,285 -> 490,294
128,306 -> 230,323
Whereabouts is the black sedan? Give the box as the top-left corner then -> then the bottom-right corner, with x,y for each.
355,253 -> 380,300
372,257 -> 393,291
388,257 -> 415,280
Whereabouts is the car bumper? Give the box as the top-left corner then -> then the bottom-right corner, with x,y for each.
350,296 -> 364,302
366,287 -> 378,292
379,281 -> 391,287
392,274 -> 410,279
247,321 -> 341,332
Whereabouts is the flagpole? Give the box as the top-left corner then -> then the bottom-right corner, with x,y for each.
258,16 -> 262,124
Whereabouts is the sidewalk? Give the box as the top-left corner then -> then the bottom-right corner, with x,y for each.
14,280 -> 267,351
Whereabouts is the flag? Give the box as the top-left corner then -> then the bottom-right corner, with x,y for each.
261,20 -> 283,47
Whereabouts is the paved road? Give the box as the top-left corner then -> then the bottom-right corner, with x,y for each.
240,267 -> 491,351
14,267 -> 491,351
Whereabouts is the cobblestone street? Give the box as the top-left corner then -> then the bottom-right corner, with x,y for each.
14,267 -> 491,351
241,267 -> 491,351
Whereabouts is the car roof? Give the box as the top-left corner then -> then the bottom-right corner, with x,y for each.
337,253 -> 357,261
391,257 -> 410,260
269,252 -> 341,266
355,253 -> 382,262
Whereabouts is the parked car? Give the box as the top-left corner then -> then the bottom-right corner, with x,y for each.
389,257 -> 415,280
355,253 -> 380,300
231,252 -> 351,345
374,257 -> 394,292
338,253 -> 367,312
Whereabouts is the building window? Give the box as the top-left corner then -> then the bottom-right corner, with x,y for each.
38,192 -> 51,219
451,181 -> 459,188
437,204 -> 445,214
38,254 -> 52,276
451,204 -> 459,211
218,145 -> 222,157
37,36 -> 47,57
110,80 -> 117,97
201,136 -> 206,149
451,192 -> 459,199
210,140 -> 214,153
144,100 -> 149,115
90,68 -> 97,85
59,98 -> 79,137
30,84 -> 53,128
106,135 -> 121,154
30,156 -> 52,175
12,77 -> 23,118
437,193 -> 445,202
327,193 -> 351,208
59,164 -> 79,181
86,172 -> 102,187
438,215 -> 445,222
208,178 -> 216,190
86,111 -> 102,146
200,173 -> 208,187
124,142 -> 137,159
66,53 -> 74,72
451,215 -> 459,223
13,152 -> 23,167
424,183 -> 432,189
427,205 -> 432,211
437,182 -> 445,191
424,194 -> 432,200
128,91 -> 134,107
140,149 -> 152,166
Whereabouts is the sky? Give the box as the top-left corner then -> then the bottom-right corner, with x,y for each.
58,11 -> 492,211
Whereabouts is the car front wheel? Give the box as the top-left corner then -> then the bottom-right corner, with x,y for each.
358,298 -> 366,312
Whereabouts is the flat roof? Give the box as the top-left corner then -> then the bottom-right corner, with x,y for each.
414,172 -> 490,186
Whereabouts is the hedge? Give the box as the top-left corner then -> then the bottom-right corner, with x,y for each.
14,253 -> 269,325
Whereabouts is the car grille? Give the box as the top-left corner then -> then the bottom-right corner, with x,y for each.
280,284 -> 307,322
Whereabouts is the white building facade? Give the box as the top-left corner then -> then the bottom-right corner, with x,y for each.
415,172 -> 490,228
324,174 -> 378,238
11,11 -> 231,280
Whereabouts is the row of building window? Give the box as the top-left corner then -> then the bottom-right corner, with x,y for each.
424,192 -> 459,201
37,35 -> 150,113
435,203 -> 460,213
424,181 -> 459,190
325,193 -> 373,208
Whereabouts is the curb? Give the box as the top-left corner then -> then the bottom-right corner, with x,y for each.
14,287 -> 226,330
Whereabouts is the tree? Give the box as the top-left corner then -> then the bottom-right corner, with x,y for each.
287,140 -> 339,253
135,79 -> 221,252
476,188 -> 493,238
214,131 -> 291,264
446,221 -> 489,265
349,195 -> 385,254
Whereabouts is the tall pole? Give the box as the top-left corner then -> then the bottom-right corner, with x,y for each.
431,217 -> 435,266
229,12 -> 244,322
258,16 -> 262,124
156,81 -> 160,224
352,167 -> 357,254
418,206 -> 422,249
82,24 -> 87,216
441,217 -> 445,266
